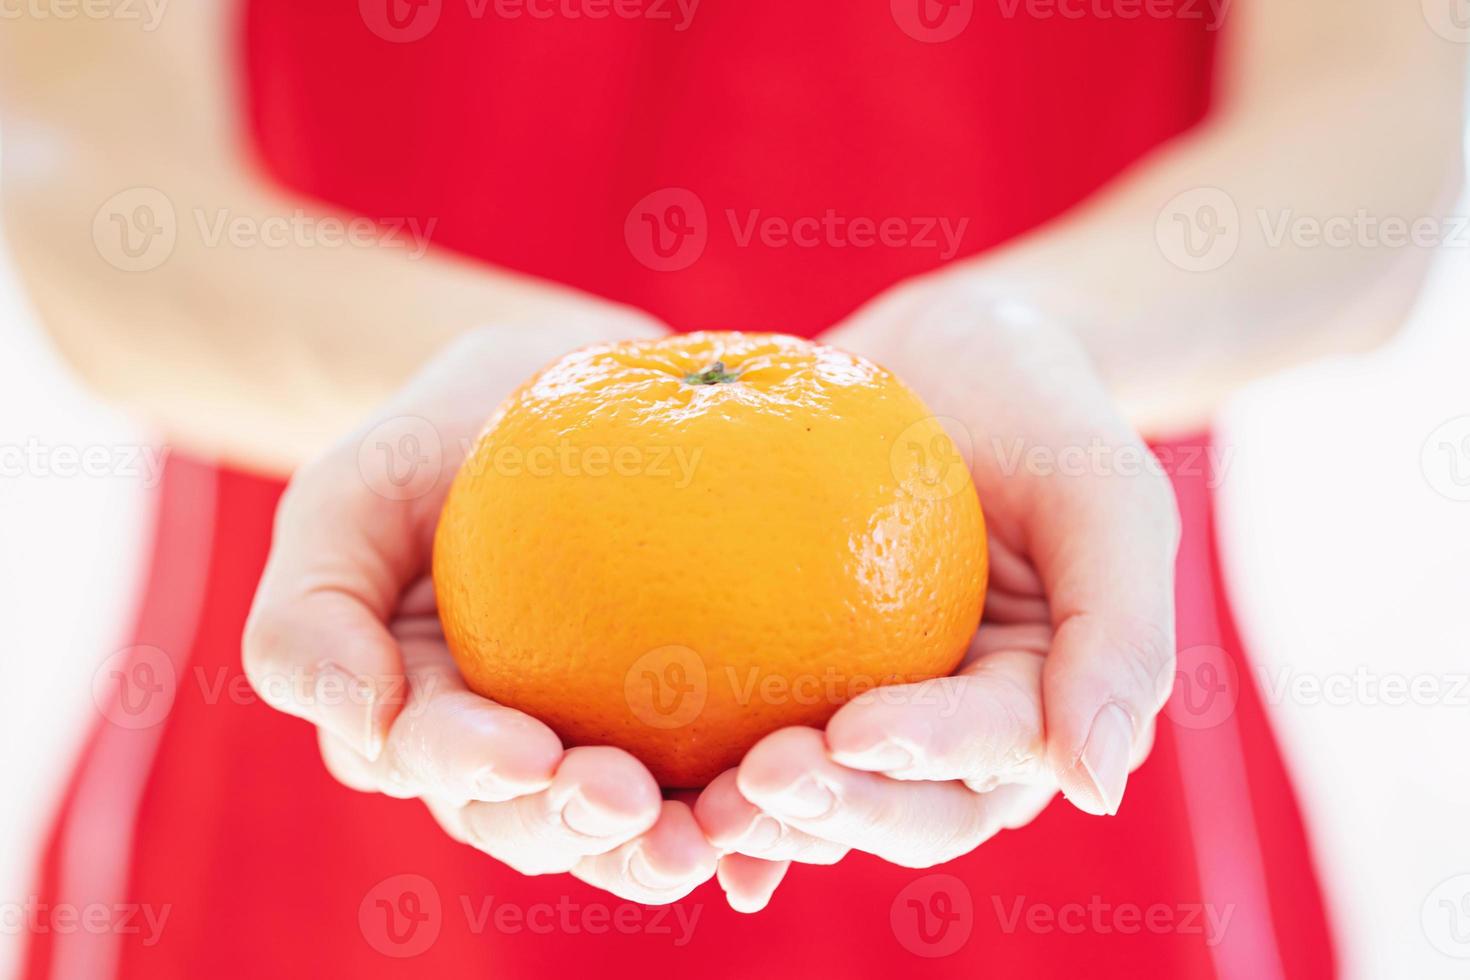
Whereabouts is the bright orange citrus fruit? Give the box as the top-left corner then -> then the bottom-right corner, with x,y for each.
434,332 -> 986,787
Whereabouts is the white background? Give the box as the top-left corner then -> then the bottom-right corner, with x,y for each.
1,125 -> 1468,977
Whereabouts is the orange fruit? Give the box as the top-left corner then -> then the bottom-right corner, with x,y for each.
434,332 -> 986,787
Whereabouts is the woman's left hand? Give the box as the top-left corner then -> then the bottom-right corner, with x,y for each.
695,273 -> 1181,912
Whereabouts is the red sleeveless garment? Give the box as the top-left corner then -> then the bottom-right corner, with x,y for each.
25,3 -> 1335,977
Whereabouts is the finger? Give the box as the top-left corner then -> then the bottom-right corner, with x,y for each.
990,782 -> 1059,830
824,649 -> 1046,786
317,729 -> 381,794
716,854 -> 791,914
1030,464 -> 1180,816
572,801 -> 720,905
423,795 -> 474,846
243,466 -> 419,759
460,746 -> 661,875
693,769 -> 848,865
735,728 -> 1000,868
375,631 -> 563,803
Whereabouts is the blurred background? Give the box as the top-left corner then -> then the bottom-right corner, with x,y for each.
2,78 -> 1468,980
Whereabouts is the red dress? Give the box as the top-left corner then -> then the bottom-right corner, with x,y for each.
25,3 -> 1335,977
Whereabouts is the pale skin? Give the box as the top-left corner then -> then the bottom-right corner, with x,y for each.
3,1 -> 1463,911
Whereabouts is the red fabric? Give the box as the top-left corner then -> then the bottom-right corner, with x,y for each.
25,5 -> 1335,977
239,1 -> 1216,336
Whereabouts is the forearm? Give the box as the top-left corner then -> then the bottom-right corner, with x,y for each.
4,155 -> 654,472
943,28 -> 1465,431
1,9 -> 657,473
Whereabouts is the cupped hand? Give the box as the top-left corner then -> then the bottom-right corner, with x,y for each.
698,273 -> 1180,906
243,318 -> 719,905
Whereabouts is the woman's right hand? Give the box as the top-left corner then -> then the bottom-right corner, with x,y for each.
242,319 -> 722,905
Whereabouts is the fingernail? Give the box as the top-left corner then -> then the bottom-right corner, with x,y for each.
473,766 -> 514,802
312,661 -> 384,760
559,790 -> 627,838
763,776 -> 835,820
736,814 -> 785,852
832,739 -> 913,772
628,845 -> 681,891
1079,703 -> 1134,816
